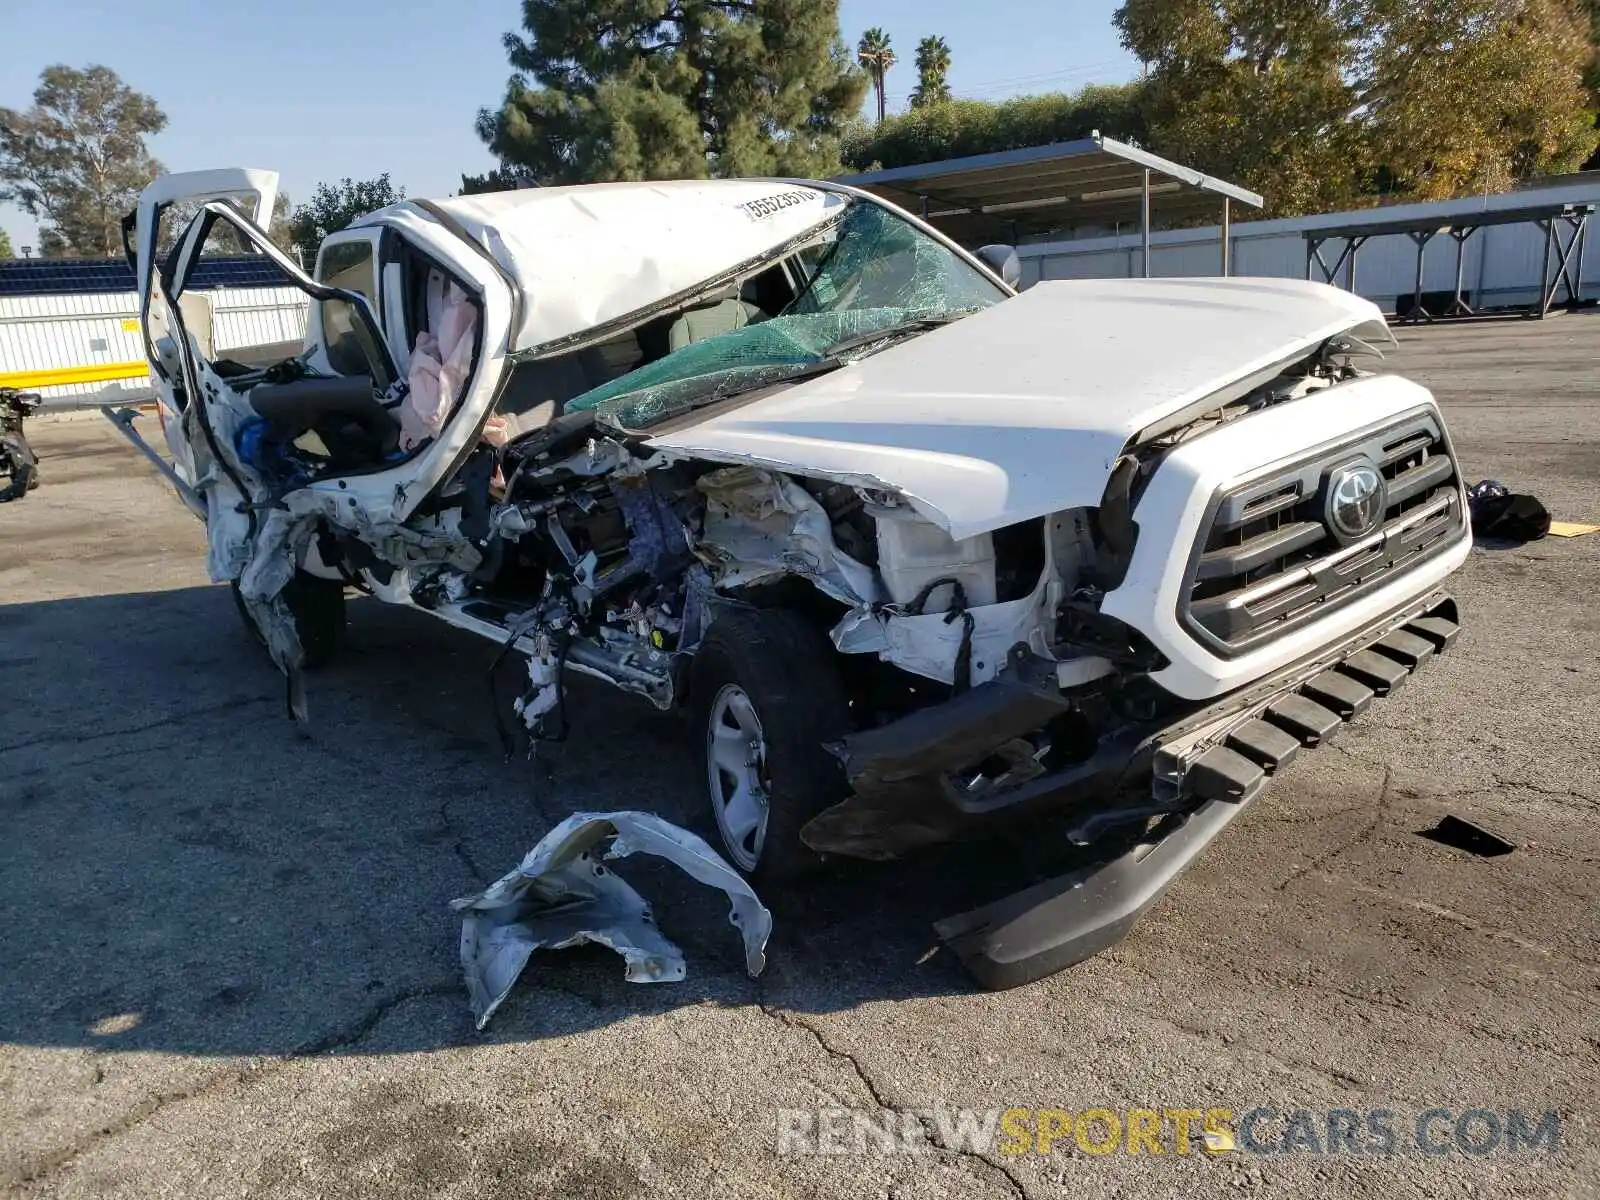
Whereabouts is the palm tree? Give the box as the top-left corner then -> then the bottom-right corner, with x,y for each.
910,36 -> 952,109
856,27 -> 897,124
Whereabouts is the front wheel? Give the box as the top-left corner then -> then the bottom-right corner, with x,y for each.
692,608 -> 852,882
231,572 -> 347,669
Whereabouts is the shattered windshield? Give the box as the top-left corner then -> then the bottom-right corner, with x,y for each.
566,200 -> 1005,431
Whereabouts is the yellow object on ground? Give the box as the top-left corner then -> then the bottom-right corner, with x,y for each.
0,361 -> 151,390
1547,521 -> 1600,537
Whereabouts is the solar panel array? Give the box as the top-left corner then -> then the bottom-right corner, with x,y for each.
0,255 -> 295,297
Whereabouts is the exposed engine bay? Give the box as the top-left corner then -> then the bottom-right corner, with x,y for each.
301,332 -> 1372,789
403,416 -> 1077,745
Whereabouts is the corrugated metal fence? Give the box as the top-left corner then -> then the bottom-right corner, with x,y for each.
1016,178 -> 1600,310
0,286 -> 308,406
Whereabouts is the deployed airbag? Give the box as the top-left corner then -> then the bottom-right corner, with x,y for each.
400,280 -> 478,450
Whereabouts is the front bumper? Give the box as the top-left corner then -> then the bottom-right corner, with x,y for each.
799,678 -> 1153,862
933,592 -> 1460,989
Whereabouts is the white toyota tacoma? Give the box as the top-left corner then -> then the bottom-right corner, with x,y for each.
114,169 -> 1469,987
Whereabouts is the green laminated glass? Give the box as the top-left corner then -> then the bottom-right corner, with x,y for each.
567,201 -> 1003,431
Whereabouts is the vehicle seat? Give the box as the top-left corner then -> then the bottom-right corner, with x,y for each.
667,294 -> 765,351
250,375 -> 399,470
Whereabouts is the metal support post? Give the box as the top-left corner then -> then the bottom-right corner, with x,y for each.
1536,217 -> 1554,317
1447,227 -> 1477,317
1140,169 -> 1151,279
1548,209 -> 1589,313
1220,197 -> 1231,277
1406,230 -> 1436,323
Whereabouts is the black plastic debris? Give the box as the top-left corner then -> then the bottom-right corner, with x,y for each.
1419,814 -> 1516,857
1467,480 -> 1550,543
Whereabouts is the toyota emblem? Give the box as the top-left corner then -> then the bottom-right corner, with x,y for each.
1325,461 -> 1386,541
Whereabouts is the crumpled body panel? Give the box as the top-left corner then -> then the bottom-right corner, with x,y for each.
369,182 -> 843,353
648,278 -> 1393,540
451,811 -> 771,1029
695,465 -> 880,606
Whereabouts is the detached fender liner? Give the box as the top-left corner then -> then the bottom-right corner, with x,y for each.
934,594 -> 1461,990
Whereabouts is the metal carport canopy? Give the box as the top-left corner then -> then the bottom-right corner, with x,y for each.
839,133 -> 1264,275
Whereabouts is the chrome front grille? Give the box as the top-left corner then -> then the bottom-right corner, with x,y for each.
1182,411 -> 1466,654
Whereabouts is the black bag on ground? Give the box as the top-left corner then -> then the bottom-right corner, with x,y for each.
1467,480 -> 1550,542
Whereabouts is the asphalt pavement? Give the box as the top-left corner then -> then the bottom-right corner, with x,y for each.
1,314 -> 1597,1199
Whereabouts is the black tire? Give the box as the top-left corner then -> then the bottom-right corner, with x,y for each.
0,435 -> 36,502
691,607 -> 852,882
230,571 -> 347,669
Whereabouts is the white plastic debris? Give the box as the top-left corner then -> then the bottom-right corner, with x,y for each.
451,811 -> 772,1029
513,640 -> 563,730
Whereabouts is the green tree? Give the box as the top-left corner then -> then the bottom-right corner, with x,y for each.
1360,0 -> 1598,198
1116,0 -> 1369,216
842,84 -> 1148,172
287,174 -> 403,251
1579,0 -> 1600,91
460,164 -> 537,194
910,35 -> 953,108
0,64 -> 166,257
266,193 -> 297,256
0,227 -> 12,258
1116,0 -> 1600,216
1581,0 -> 1600,166
477,0 -> 867,184
857,27 -> 897,123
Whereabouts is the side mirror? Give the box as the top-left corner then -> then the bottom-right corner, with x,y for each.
976,244 -> 1021,289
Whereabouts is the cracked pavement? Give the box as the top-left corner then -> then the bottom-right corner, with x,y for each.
2,315 -> 1598,1198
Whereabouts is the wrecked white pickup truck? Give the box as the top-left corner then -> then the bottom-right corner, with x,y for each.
113,168 -> 1469,988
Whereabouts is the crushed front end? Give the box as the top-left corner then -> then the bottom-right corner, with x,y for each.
789,368 -> 1472,988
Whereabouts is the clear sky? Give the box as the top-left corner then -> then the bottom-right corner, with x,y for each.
0,0 -> 1139,253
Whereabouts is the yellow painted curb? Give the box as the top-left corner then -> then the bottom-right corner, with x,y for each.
0,361 -> 151,389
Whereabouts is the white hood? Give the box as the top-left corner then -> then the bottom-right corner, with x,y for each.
648,277 -> 1392,539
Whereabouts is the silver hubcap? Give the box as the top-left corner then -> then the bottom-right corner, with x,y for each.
706,684 -> 769,871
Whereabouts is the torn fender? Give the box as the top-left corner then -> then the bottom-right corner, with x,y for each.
694,465 -> 879,606
451,811 -> 771,1029
226,483 -> 482,720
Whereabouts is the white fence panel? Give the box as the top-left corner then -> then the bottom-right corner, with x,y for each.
0,286 -> 309,404
1018,179 -> 1600,312
0,292 -> 151,401
210,287 -> 309,351
1231,233 -> 1303,279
